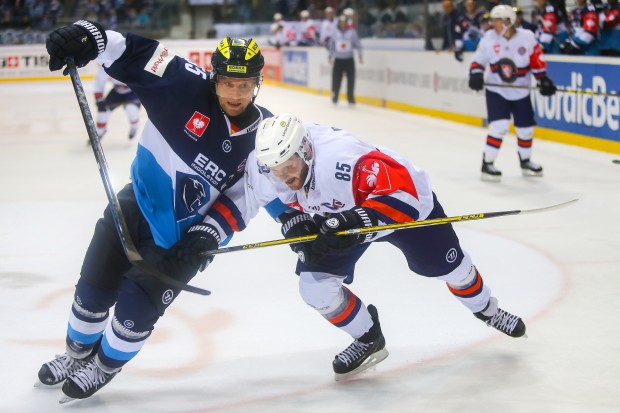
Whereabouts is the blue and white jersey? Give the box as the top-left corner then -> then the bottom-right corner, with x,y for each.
97,31 -> 285,248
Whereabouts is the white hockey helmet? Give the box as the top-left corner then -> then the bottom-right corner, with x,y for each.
255,113 -> 313,168
490,4 -> 516,26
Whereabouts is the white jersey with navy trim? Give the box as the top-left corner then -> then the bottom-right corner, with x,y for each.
96,31 -> 283,248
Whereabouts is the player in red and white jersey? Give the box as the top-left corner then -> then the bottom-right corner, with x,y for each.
469,5 -> 557,182
534,0 -> 570,53
239,113 -> 527,380
600,0 -> 620,55
559,0 -> 600,55
93,65 -> 141,140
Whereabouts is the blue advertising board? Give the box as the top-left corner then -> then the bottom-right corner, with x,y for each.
532,61 -> 620,143
282,50 -> 309,86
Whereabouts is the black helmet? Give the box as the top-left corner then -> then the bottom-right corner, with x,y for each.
211,37 -> 264,79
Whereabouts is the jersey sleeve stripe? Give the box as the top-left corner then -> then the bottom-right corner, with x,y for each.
210,196 -> 245,233
363,195 -> 420,223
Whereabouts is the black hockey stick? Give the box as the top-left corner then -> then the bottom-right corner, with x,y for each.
202,199 -> 578,256
484,82 -> 620,97
66,59 -> 210,296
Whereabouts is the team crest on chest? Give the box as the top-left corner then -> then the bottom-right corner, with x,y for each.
185,111 -> 210,140
497,58 -> 517,83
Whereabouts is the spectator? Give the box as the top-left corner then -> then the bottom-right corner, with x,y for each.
463,0 -> 486,50
559,0 -> 600,55
534,0 -> 569,54
442,0 -> 470,61
600,0 -> 620,55
514,7 -> 537,33
320,6 -> 338,46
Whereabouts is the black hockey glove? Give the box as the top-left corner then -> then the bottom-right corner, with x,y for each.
468,72 -> 484,91
559,40 -> 583,55
454,49 -> 464,62
280,211 -> 319,264
169,223 -> 220,272
46,20 -> 107,73
312,207 -> 378,255
537,76 -> 557,97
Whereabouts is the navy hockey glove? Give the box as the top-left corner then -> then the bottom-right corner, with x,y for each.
169,224 -> 220,272
313,207 -> 378,255
46,20 -> 107,73
537,76 -> 557,97
280,211 -> 319,264
468,72 -> 484,91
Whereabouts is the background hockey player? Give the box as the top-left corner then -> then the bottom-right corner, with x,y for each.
93,65 -> 141,140
240,112 -> 527,380
328,15 -> 363,106
559,0 -> 600,55
37,21 -> 288,402
468,5 -> 557,182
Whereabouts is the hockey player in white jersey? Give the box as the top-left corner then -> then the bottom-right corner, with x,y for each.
93,65 -> 141,140
241,113 -> 527,380
468,5 -> 557,182
37,21 -> 290,402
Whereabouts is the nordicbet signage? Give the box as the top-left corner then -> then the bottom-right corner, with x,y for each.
532,61 -> 620,143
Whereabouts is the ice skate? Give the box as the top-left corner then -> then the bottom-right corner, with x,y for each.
481,158 -> 502,182
333,305 -> 389,381
474,297 -> 527,338
59,358 -> 120,403
36,352 -> 94,387
519,154 -> 543,177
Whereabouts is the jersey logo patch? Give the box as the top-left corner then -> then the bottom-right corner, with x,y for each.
185,111 -> 210,139
321,199 -> 345,210
145,43 -> 175,77
175,172 -> 211,220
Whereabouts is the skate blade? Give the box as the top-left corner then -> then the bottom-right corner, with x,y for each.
334,348 -> 389,382
59,394 -> 77,404
33,379 -> 63,388
481,173 -> 501,182
521,169 -> 543,177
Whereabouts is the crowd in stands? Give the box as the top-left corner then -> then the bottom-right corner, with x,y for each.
1,0 -> 618,57
441,0 -> 619,57
0,0 -> 158,44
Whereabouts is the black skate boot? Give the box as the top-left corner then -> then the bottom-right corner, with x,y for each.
36,353 -> 93,387
519,154 -> 543,177
60,358 -> 120,403
333,305 -> 389,381
481,156 -> 502,182
474,297 -> 527,338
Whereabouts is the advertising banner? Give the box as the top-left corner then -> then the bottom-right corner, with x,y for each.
532,61 -> 620,143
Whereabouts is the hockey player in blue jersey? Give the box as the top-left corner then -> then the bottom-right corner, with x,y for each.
36,20 -> 288,402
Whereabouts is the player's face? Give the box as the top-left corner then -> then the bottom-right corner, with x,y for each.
492,18 -> 508,34
270,154 -> 309,191
215,76 -> 258,116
